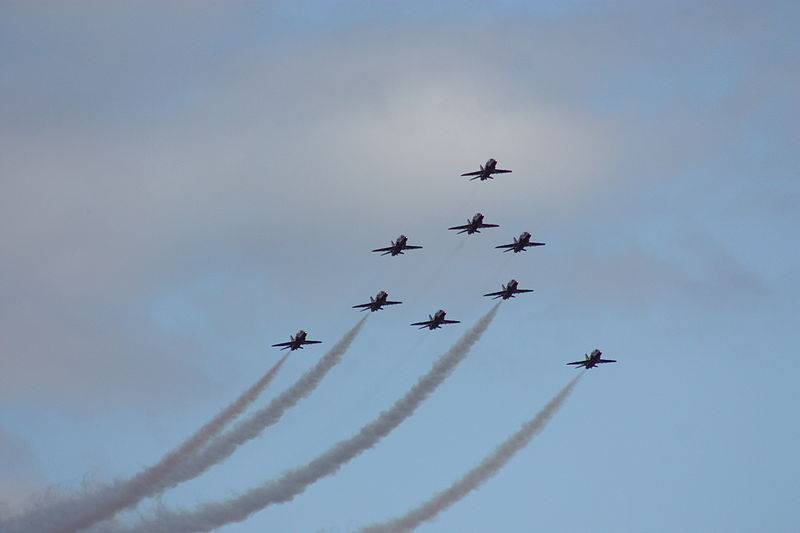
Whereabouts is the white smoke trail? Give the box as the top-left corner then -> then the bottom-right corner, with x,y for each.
142,316 -> 368,496
100,304 -> 499,533
9,317 -> 366,533
7,354 -> 290,533
356,374 -> 583,533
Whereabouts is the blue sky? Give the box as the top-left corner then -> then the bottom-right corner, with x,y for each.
1,1 -> 798,532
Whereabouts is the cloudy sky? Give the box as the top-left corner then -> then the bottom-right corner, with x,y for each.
1,1 -> 798,531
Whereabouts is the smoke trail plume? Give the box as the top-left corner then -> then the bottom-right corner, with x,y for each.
357,374 -> 582,533
140,316 -> 368,494
8,354 -> 290,533
102,304 -> 499,533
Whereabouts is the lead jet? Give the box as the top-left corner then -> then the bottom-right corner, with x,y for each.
448,213 -> 500,235
352,291 -> 402,312
372,235 -> 423,256
271,330 -> 322,351
567,349 -> 616,369
483,279 -> 534,300
410,309 -> 461,330
460,158 -> 512,181
495,232 -> 546,253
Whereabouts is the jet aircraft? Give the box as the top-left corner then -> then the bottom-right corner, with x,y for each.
410,309 -> 461,330
567,349 -> 616,369
495,232 -> 546,253
460,158 -> 512,181
448,213 -> 500,235
352,290 -> 402,312
483,279 -> 534,300
371,235 -> 423,256
271,330 -> 322,351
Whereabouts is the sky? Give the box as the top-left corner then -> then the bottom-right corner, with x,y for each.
1,1 -> 798,532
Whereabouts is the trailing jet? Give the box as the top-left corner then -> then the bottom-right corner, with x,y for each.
567,349 -> 616,369
371,235 -> 423,256
460,158 -> 512,181
495,232 -> 546,253
483,279 -> 534,300
271,330 -> 322,351
448,213 -> 500,235
410,309 -> 461,330
352,290 -> 402,312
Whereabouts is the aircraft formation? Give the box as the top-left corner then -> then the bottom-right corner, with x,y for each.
2,157 -> 615,533
273,158 -> 614,368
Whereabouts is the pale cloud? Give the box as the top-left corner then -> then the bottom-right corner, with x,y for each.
0,428 -> 43,518
547,229 -> 765,312
0,4 -> 796,533
0,12 -> 625,409
0,1 -> 792,410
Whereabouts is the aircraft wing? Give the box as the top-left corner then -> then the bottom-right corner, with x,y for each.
495,243 -> 515,249
460,170 -> 483,176
301,340 -> 322,345
598,359 -> 617,363
492,169 -> 512,174
483,291 -> 506,298
441,319 -> 460,324
272,342 -> 294,349
352,303 -> 372,309
479,223 -> 499,228
384,301 -> 402,306
566,361 -> 586,366
410,320 -> 431,326
371,246 -> 396,253
403,245 -> 422,250
514,289 -> 534,294
448,224 -> 472,231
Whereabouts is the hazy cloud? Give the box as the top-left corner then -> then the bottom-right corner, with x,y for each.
0,428 -> 43,518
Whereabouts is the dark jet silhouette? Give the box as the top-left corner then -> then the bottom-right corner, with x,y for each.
271,330 -> 322,351
567,349 -> 616,369
372,235 -> 423,256
495,232 -> 546,253
460,158 -> 512,181
352,290 -> 402,312
483,279 -> 534,300
448,213 -> 500,235
410,309 -> 461,330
